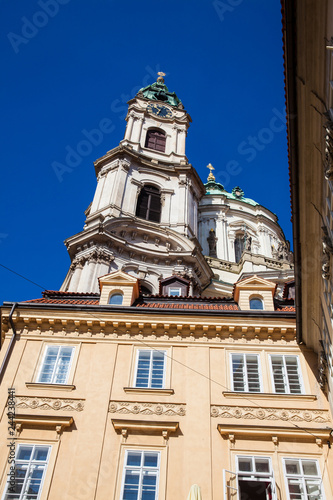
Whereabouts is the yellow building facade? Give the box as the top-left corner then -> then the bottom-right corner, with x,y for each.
1,70 -> 332,499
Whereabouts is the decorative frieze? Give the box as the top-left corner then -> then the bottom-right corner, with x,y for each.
210,405 -> 329,423
109,401 -> 186,416
15,396 -> 85,412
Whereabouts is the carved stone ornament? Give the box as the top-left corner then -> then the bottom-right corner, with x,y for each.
210,405 -> 329,423
319,349 -> 328,390
324,119 -> 333,180
109,401 -> 186,416
15,396 -> 85,412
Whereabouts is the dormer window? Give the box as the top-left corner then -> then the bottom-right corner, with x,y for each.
109,293 -> 123,305
169,287 -> 181,297
145,129 -> 166,152
136,185 -> 161,223
250,297 -> 264,310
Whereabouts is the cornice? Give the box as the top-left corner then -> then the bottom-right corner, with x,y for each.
112,418 -> 179,440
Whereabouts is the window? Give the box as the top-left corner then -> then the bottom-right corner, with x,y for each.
236,456 -> 276,500
231,353 -> 261,392
121,450 -> 160,500
136,185 -> 161,223
168,287 -> 181,296
250,298 -> 264,310
283,458 -> 324,499
37,346 -> 75,384
109,293 -> 123,305
234,234 -> 244,263
3,444 -> 51,500
145,129 -> 166,152
135,350 -> 166,389
270,355 -> 303,394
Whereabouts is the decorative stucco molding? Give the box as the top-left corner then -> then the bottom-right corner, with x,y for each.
210,405 -> 330,423
15,396 -> 85,412
109,401 -> 186,416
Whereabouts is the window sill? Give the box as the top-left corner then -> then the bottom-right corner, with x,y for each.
26,382 -> 76,391
123,387 -> 174,395
222,391 -> 317,401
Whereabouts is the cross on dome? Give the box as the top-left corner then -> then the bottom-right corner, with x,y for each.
207,163 -> 215,181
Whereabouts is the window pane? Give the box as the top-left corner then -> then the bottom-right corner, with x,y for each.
33,447 -> 49,461
271,356 -> 286,393
238,458 -> 252,472
302,461 -> 318,476
144,453 -> 158,468
142,471 -> 157,500
246,355 -> 260,392
127,452 -> 142,467
250,298 -> 263,310
285,460 -> 301,475
255,459 -> 269,473
17,446 -> 32,461
109,293 -> 123,305
123,470 -> 140,500
286,357 -> 301,394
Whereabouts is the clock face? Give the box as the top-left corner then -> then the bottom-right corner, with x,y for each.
147,103 -> 173,118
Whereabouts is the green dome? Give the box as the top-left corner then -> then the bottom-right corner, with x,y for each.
138,80 -> 182,107
204,181 -> 259,207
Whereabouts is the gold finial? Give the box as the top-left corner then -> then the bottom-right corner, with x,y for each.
157,71 -> 166,83
207,163 -> 215,181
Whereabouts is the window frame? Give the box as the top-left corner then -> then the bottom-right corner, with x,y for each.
282,457 -> 325,500
135,185 -> 162,223
230,352 -> 262,393
144,128 -> 166,153
108,292 -> 124,305
249,297 -> 264,310
119,449 -> 161,500
168,287 -> 181,297
269,354 -> 304,394
2,444 -> 51,500
235,455 -> 277,500
134,349 -> 167,389
32,343 -> 80,388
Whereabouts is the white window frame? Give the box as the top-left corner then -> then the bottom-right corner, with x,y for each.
235,455 -> 276,500
269,354 -> 304,394
120,450 -> 160,500
134,349 -> 166,389
230,353 -> 262,392
168,287 -> 181,297
36,345 -> 75,385
283,457 -> 325,500
2,444 -> 51,500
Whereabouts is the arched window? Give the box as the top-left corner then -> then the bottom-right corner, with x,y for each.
136,185 -> 161,223
145,129 -> 166,152
109,293 -> 123,305
250,298 -> 264,310
234,235 -> 244,263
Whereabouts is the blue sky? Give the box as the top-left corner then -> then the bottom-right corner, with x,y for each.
0,0 -> 290,303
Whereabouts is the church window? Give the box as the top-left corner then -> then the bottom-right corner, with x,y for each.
135,350 -> 166,389
283,458 -> 324,500
109,293 -> 123,305
234,235 -> 244,263
136,185 -> 161,223
250,297 -> 264,310
231,353 -> 261,392
37,346 -> 75,384
270,355 -> 303,394
3,444 -> 51,500
120,450 -> 160,500
145,129 -> 166,152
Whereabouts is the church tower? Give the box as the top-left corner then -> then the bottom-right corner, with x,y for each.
61,74 -> 212,295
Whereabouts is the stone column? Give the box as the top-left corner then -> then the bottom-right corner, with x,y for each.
132,116 -> 144,144
68,258 -> 84,292
177,129 -> 186,155
124,112 -> 135,141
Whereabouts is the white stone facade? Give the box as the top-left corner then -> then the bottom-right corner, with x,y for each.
60,82 -> 293,297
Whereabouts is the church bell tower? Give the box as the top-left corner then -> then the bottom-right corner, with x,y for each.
60,74 -> 213,295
